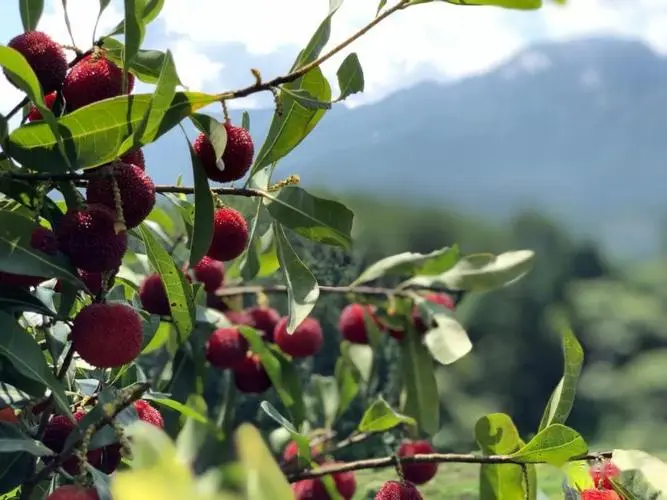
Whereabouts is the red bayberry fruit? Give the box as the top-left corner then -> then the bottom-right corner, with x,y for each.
139,273 -> 170,316
192,122 -> 254,183
0,226 -> 57,287
71,303 -> 143,368
282,440 -> 325,466
46,485 -> 100,500
55,269 -> 109,296
375,480 -> 424,500
339,303 -> 380,345
397,440 -> 438,485
581,490 -> 620,500
56,204 -> 127,273
86,163 -> 155,229
206,327 -> 249,369
291,465 -> 356,500
274,316 -> 323,358
246,306 -> 280,342
120,149 -> 145,170
134,400 -> 164,428
590,460 -> 621,490
186,256 -> 224,293
62,52 -> 135,111
27,91 -> 57,122
233,353 -> 271,393
389,293 -> 456,341
224,309 -> 252,326
206,207 -> 249,262
42,411 -> 102,476
7,32 -> 67,93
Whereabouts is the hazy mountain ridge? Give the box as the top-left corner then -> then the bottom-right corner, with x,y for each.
144,36 -> 667,257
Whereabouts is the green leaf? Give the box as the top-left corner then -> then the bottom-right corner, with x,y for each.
241,112 -> 250,131
291,0 -> 343,70
19,0 -> 44,32
101,38 -> 181,85
0,114 -> 7,144
376,0 -> 388,15
259,401 -> 299,435
0,312 -> 70,418
334,348 -> 362,421
108,0 -> 165,36
358,397 -> 416,433
6,91 -> 220,172
234,424 -> 294,500
123,0 -> 145,73
312,376 -> 339,429
279,87 -> 331,110
415,297 -> 472,365
538,315 -> 583,431
352,246 -> 460,286
255,227 -> 281,278
0,284 -> 55,316
175,394 -> 212,464
138,224 -> 195,342
336,53 -> 364,101
144,397 -> 209,424
0,422 -> 53,456
422,250 -> 535,292
475,413 -> 528,500
264,186 -> 353,248
94,0 -> 112,40
0,211 -> 82,286
611,449 -> 667,499
238,202 -> 263,281
400,326 -> 439,435
273,222 -> 319,334
0,450 -> 33,496
250,67 -> 331,178
442,0 -> 541,8
511,424 -> 587,466
183,131 -> 214,268
190,113 -> 227,164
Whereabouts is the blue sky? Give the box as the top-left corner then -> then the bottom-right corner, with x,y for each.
1,0 -> 666,116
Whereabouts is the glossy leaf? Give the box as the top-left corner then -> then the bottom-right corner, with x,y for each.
87,464 -> 113,500
376,0 -> 388,15
241,111 -> 250,131
264,186 -> 353,248
108,0 -> 165,36
123,0 -> 145,74
273,223 -> 319,334
144,396 -> 208,424
0,284 -> 55,316
475,413 -> 529,500
336,53 -> 364,101
250,67 -> 331,178
234,424 -> 294,500
0,423 -> 53,456
101,38 -> 181,85
352,246 -> 459,286
280,87 -> 331,110
139,224 -> 195,342
184,133 -> 214,268
400,326 -> 439,435
238,202 -> 263,281
442,0 -> 541,8
334,347 -> 362,421
358,397 -> 416,433
511,424 -> 587,466
19,0 -> 44,32
291,0 -> 343,69
611,449 -> 667,499
6,91 -> 220,172
538,315 -> 583,431
0,312 -> 70,417
312,376 -> 339,429
416,298 -> 472,365
190,113 -> 227,160
94,0 -> 112,38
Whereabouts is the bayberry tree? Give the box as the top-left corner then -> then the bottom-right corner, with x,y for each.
0,1 -> 662,499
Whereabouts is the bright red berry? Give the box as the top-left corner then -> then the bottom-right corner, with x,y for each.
133,400 -> 164,428
233,353 -> 271,394
375,480 -> 424,500
206,327 -> 249,369
120,149 -> 146,170
192,122 -> 254,183
397,440 -> 438,485
186,256 -> 224,293
0,226 -> 57,287
46,485 -> 100,500
282,440 -> 324,466
56,204 -> 127,273
274,316 -> 323,358
62,52 -> 135,111
139,273 -> 170,316
291,465 -> 356,500
7,32 -> 67,93
42,411 -> 102,476
71,303 -> 143,368
590,460 -> 621,490
27,91 -> 58,122
339,303 -> 379,345
246,306 -> 281,342
581,490 -> 620,500
389,293 -> 455,341
86,163 -> 156,229
206,207 -> 249,262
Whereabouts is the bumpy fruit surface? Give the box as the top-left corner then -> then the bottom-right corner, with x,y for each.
192,122 -> 254,183
86,163 -> 156,229
187,256 -> 224,292
246,306 -> 280,342
291,466 -> 356,500
121,149 -> 146,170
590,460 -> 620,490
375,480 -> 424,500
0,226 -> 57,287
206,327 -> 249,369
56,204 -> 127,273
207,207 -> 249,262
397,440 -> 438,485
46,485 -> 100,500
42,411 -> 102,476
139,273 -> 170,316
27,91 -> 57,122
62,52 -> 135,111
7,32 -> 67,92
55,269 -> 109,296
71,303 -> 142,368
339,303 -> 379,345
274,316 -> 324,358
233,353 -> 271,393
581,490 -> 620,500
134,400 -> 164,428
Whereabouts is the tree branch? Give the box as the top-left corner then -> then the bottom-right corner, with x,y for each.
286,451 -> 613,482
215,284 -> 462,300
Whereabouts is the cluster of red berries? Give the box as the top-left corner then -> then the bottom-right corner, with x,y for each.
581,460 -> 621,499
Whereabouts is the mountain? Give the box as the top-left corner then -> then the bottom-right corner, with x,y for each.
143,36 -> 667,257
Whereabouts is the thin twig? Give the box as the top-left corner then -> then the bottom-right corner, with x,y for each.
215,284 -> 461,299
286,451 -> 613,482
